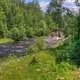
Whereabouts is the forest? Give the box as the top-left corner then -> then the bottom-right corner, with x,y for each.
0,0 -> 80,80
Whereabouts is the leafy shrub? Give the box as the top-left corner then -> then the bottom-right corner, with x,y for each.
28,46 -> 39,54
36,37 -> 45,50
26,27 -> 35,38
28,37 -> 45,54
10,26 -> 26,41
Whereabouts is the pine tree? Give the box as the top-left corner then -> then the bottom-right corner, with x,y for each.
47,0 -> 65,28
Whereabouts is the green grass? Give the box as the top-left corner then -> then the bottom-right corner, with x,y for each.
0,38 -> 14,44
0,50 -> 79,80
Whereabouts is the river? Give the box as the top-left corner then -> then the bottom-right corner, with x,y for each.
0,38 -> 35,57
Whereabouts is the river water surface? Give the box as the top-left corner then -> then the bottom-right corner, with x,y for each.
0,38 -> 35,57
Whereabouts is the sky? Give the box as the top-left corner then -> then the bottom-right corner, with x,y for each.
25,0 -> 77,11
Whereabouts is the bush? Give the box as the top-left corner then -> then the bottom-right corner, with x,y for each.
28,46 -> 39,54
10,26 -> 26,41
36,37 -> 45,50
27,37 -> 45,54
26,27 -> 35,38
0,51 -> 77,80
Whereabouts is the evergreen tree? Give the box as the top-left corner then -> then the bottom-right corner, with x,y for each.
47,0 -> 65,28
0,7 -> 8,37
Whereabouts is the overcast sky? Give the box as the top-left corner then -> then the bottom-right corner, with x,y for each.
25,0 -> 77,11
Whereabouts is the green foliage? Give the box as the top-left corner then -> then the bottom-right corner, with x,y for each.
0,51 -> 77,80
0,0 -> 51,40
0,0 -> 80,79
36,37 -> 45,50
10,27 -> 20,41
28,46 -> 39,53
10,26 -> 26,41
26,27 -> 35,38
28,37 -> 45,54
0,10 -> 8,37
0,0 -> 63,40
47,0 -> 64,28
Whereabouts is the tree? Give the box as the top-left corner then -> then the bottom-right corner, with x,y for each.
0,8 -> 8,37
47,0 -> 65,28
24,0 -> 46,37
75,0 -> 80,40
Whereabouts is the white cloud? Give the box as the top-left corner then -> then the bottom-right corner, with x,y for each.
65,0 -> 75,3
63,0 -> 78,11
39,0 -> 78,12
39,1 -> 49,11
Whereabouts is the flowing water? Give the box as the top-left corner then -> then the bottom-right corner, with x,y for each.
0,38 -> 35,57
